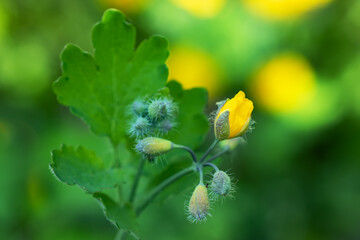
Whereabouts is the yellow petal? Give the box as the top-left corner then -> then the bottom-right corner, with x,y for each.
229,98 -> 253,138
215,91 -> 254,140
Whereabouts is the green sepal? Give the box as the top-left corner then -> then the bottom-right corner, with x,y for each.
215,110 -> 230,140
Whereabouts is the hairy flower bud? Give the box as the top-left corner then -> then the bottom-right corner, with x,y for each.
130,117 -> 151,138
211,171 -> 231,196
157,120 -> 174,134
188,184 -> 210,223
148,98 -> 177,121
132,100 -> 148,116
214,91 -> 254,140
135,137 -> 173,157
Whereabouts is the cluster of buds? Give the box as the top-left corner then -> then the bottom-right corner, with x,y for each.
129,97 -> 178,138
134,90 -> 254,223
187,90 -> 254,223
187,170 -> 234,223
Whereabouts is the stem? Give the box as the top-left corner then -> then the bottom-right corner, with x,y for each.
129,157 -> 146,203
203,162 -> 219,172
197,166 -> 204,184
115,229 -> 140,240
173,144 -> 197,162
115,229 -> 126,240
136,166 -> 195,216
112,143 -> 123,202
199,139 -> 219,163
205,147 -> 230,163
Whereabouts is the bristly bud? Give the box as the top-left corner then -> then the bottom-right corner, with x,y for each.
132,100 -> 148,116
157,120 -> 174,134
148,98 -> 178,121
187,184 -> 210,223
211,171 -> 232,197
129,117 -> 151,138
135,137 -> 173,158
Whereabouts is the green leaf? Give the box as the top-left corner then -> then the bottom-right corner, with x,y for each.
50,145 -> 123,193
94,193 -> 138,232
167,80 -> 209,149
53,9 -> 169,144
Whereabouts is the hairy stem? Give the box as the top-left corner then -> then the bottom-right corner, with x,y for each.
129,157 -> 146,203
136,166 -> 195,216
173,144 -> 198,162
199,139 -> 219,163
197,166 -> 204,184
203,162 -> 219,172
205,147 -> 230,163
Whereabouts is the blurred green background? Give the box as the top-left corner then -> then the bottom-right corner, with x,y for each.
1,0 -> 360,239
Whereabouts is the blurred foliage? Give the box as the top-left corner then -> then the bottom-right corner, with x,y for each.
1,0 -> 360,239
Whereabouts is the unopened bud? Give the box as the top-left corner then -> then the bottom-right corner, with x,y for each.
157,120 -> 174,134
130,117 -> 150,138
135,137 -> 173,157
211,171 -> 231,196
132,100 -> 147,116
148,98 -> 177,121
219,138 -> 244,151
188,184 -> 210,223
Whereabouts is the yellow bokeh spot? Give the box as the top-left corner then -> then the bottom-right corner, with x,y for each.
243,0 -> 333,20
252,53 -> 316,114
167,45 -> 221,96
172,0 -> 225,18
100,0 -> 148,14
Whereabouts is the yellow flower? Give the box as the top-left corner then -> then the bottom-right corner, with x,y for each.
214,91 -> 254,140
243,0 -> 334,20
172,0 -> 225,18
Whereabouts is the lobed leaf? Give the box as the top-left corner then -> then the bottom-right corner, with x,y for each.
50,145 -> 123,193
94,192 -> 138,233
167,80 -> 209,149
53,9 -> 169,144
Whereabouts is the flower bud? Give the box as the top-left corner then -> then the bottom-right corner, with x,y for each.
157,120 -> 174,134
130,117 -> 151,138
219,138 -> 245,151
135,137 -> 173,157
214,91 -> 254,140
148,98 -> 177,121
211,171 -> 231,196
132,100 -> 148,116
188,184 -> 210,222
